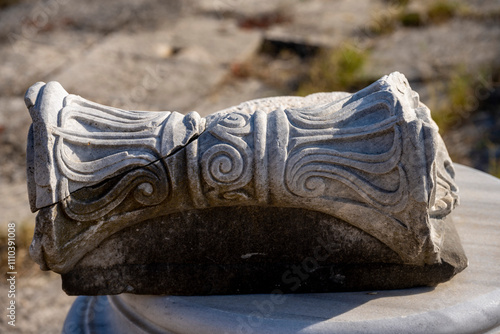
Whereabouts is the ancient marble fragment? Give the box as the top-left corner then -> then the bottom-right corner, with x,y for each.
25,72 -> 467,295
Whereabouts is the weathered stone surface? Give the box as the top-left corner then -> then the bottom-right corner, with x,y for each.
263,0 -> 383,47
366,20 -> 500,83
51,16 -> 262,112
60,206 -> 465,295
196,0 -> 385,48
63,165 -> 500,334
25,72 -> 467,295
0,30 -> 100,96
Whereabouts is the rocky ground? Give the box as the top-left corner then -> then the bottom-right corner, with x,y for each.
0,0 -> 499,333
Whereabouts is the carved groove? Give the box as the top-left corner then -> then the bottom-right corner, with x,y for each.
201,112 -> 253,201
63,163 -> 169,221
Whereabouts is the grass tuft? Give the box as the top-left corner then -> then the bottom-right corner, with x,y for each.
367,12 -> 399,36
431,67 -> 477,131
427,1 -> 458,24
400,11 -> 424,27
296,43 -> 370,96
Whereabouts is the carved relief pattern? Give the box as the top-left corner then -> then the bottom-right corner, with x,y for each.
430,136 -> 459,217
201,112 -> 254,201
52,95 -> 172,220
25,73 -> 461,273
63,162 -> 169,222
283,91 -> 409,214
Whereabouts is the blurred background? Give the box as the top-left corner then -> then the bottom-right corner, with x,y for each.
0,0 -> 499,332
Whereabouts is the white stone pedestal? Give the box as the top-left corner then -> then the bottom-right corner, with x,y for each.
62,165 -> 500,334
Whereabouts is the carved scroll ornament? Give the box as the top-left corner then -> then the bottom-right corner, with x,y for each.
26,72 -> 459,276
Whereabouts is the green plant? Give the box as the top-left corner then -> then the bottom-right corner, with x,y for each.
296,44 -> 370,96
449,70 -> 475,110
431,67 -> 478,131
427,1 -> 458,24
365,0 -> 413,36
367,12 -> 399,35
400,11 -> 424,27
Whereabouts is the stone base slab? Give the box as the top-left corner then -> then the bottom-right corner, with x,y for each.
61,205 -> 465,295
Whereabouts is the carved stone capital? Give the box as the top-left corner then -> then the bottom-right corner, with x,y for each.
25,72 -> 466,294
